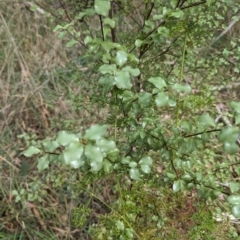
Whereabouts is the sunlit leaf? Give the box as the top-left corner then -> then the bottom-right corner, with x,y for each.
94,0 -> 111,16
56,131 -> 79,146
116,50 -> 128,67
96,139 -> 116,152
103,159 -> 113,174
227,195 -> 240,205
63,142 -> 84,167
116,220 -> 125,231
172,83 -> 191,93
232,205 -> 240,218
129,168 -> 140,180
135,39 -> 143,47
22,146 -> 40,157
114,70 -> 132,89
155,92 -> 169,107
84,124 -> 108,141
85,144 -> 103,172
103,18 -> 115,28
223,142 -> 239,155
148,77 -> 166,90
173,180 -> 186,192
37,156 -> 49,172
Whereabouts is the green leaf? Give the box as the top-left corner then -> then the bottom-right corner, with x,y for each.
22,146 -> 40,157
228,195 -> 240,205
84,124 -> 108,141
37,156 -> 49,172
129,168 -> 140,180
232,205 -> 240,218
103,159 -> 113,174
99,64 -> 117,74
173,180 -> 186,192
180,120 -> 192,133
230,101 -> 240,113
53,24 -> 63,32
198,113 -> 215,127
235,114 -> 240,125
116,220 -> 125,231
96,139 -> 116,152
140,164 -> 151,174
170,9 -> 184,19
66,39 -> 79,48
56,131 -> 79,146
155,92 -> 169,107
63,142 -> 84,168
94,0 -> 111,16
148,77 -> 166,90
114,70 -> 132,89
85,144 -> 103,172
223,142 -> 239,155
138,92 -> 152,107
116,50 -> 128,67
218,127 -> 240,143
43,140 -> 59,152
139,156 -> 153,166
135,39 -> 143,47
129,161 -> 138,168
122,66 -> 140,77
103,18 -> 115,28
20,160 -> 30,176
229,182 -> 240,193
84,36 -> 93,45
58,31 -> 67,40
172,83 -> 191,93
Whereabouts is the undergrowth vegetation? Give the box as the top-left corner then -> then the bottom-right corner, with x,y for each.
1,0 -> 240,239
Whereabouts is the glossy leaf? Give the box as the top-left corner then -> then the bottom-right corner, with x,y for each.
116,50 -> 128,67
223,142 -> 239,155
96,139 -> 116,152
135,39 -> 143,47
23,146 -> 40,157
114,70 -> 132,89
94,0 -> 111,16
43,140 -> 59,152
155,92 -> 169,107
116,220 -> 125,231
172,83 -> 191,93
229,182 -> 240,193
63,142 -> 84,167
122,66 -> 140,77
232,205 -> 240,218
148,77 -> 166,90
84,124 -> 108,141
103,159 -> 113,174
37,156 -> 49,172
129,168 -> 140,180
173,180 -> 186,192
103,18 -> 115,28
85,144 -> 103,172
56,131 -> 79,146
227,195 -> 240,205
